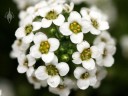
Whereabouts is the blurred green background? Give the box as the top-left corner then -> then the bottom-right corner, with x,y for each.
0,0 -> 128,96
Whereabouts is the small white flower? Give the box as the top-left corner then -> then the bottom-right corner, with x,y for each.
93,66 -> 107,88
15,16 -> 42,44
63,2 -> 74,13
95,42 -> 116,67
80,7 -> 109,35
27,73 -> 47,89
49,78 -> 75,96
74,67 -> 97,90
72,41 -> 99,70
60,11 -> 90,44
30,32 -> 60,63
17,54 -> 36,77
35,56 -> 69,87
10,39 -> 29,58
38,5 -> 65,28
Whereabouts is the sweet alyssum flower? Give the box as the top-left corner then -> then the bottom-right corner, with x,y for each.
49,78 -> 76,96
72,41 -> 99,70
35,56 -> 69,87
60,11 -> 90,44
17,54 -> 36,77
74,67 -> 97,90
38,5 -> 65,28
80,7 -> 109,35
30,32 -> 60,63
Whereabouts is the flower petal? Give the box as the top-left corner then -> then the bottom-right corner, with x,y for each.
35,66 -> 48,80
103,55 -> 114,67
42,52 -> 55,63
53,14 -> 65,26
70,33 -> 83,44
15,27 -> 25,39
82,59 -> 95,70
42,18 -> 52,28
26,67 -> 34,77
47,75 -> 60,87
32,22 -> 42,31
27,54 -> 36,66
59,22 -> 72,36
17,65 -> 27,73
77,41 -> 90,53
98,21 -> 109,30
68,11 -> 81,22
77,79 -> 90,90
74,67 -> 86,79
48,38 -> 60,52
91,46 -> 99,58
30,45 -> 42,58
23,33 -> 34,44
89,76 -> 97,86
56,62 -> 69,76
34,32 -> 48,44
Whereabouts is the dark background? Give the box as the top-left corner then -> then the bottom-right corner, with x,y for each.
0,0 -> 128,96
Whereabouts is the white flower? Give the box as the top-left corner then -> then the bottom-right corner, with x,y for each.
35,56 -> 69,87
60,11 -> 90,44
15,16 -> 42,44
93,66 -> 107,88
63,2 -> 74,13
17,54 -> 36,77
49,78 -> 76,96
72,41 -> 99,70
27,73 -> 47,89
38,5 -> 65,28
80,7 -> 109,35
74,67 -> 97,90
30,32 -> 60,63
95,42 -> 116,67
10,39 -> 29,58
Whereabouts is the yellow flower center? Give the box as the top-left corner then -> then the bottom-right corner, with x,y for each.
46,65 -> 58,76
80,48 -> 92,61
81,72 -> 90,79
91,18 -> 99,29
25,24 -> 33,35
45,10 -> 58,20
69,21 -> 82,34
39,41 -> 50,54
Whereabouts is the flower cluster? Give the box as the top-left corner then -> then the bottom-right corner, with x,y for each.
11,0 -> 116,96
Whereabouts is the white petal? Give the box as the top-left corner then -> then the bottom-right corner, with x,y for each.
72,52 -> 82,64
77,79 -> 90,90
32,22 -> 42,31
35,66 -> 48,80
77,41 -> 90,53
30,45 -> 42,58
91,46 -> 99,58
57,62 -> 69,76
89,76 -> 97,86
38,8 -> 48,17
23,33 -> 34,44
70,33 -> 83,44
74,67 -> 85,79
34,32 -> 48,44
59,22 -> 72,36
15,27 -> 25,38
27,55 -> 36,66
68,11 -> 81,22
90,27 -> 101,35
17,65 -> 27,73
99,21 -> 109,30
53,14 -> 65,26
42,52 -> 55,63
48,38 -> 60,52
42,18 -> 52,28
17,53 -> 26,65
103,55 -> 114,67
82,59 -> 95,70
46,55 -> 58,66
27,67 -> 34,77
54,5 -> 63,14
47,75 -> 60,88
